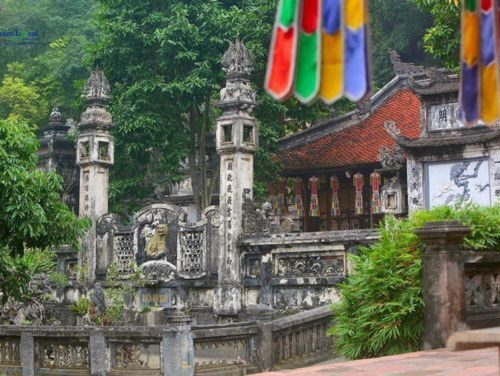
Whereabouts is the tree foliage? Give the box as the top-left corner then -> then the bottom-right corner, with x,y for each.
0,118 -> 89,301
370,0 -> 432,87
413,0 -> 460,69
0,0 -> 95,120
330,204 -> 500,360
0,64 -> 47,127
90,0 -> 330,214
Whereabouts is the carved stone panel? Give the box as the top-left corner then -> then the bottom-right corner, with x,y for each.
35,340 -> 89,371
465,263 -> 500,310
111,342 -> 161,371
114,232 -> 134,274
273,251 -> 345,278
0,338 -> 20,366
135,206 -> 181,266
194,338 -> 250,371
177,225 -> 206,278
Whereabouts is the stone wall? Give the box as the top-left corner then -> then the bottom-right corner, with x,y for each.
240,230 -> 379,311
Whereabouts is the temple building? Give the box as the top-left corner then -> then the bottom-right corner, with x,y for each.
272,55 -> 500,233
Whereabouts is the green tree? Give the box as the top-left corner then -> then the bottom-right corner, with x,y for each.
0,64 -> 47,127
370,0 -> 433,87
413,0 -> 460,69
91,0 -> 329,215
0,0 -> 96,119
0,118 -> 89,301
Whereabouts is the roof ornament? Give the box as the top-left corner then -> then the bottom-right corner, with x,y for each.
83,69 -> 111,104
49,107 -> 63,124
222,36 -> 253,79
388,49 -> 428,77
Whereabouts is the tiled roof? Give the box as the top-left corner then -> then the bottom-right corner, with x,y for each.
276,89 -> 422,173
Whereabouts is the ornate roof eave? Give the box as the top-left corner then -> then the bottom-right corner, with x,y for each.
385,122 -> 500,151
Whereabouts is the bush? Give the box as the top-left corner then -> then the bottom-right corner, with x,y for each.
329,204 -> 500,360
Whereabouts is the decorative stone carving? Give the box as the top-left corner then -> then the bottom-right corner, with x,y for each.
222,36 -> 253,78
49,107 -> 62,124
465,270 -> 500,309
114,232 -> 135,273
113,343 -> 160,370
142,260 -> 177,285
178,225 -> 206,278
145,224 -> 169,259
89,282 -> 106,316
135,207 -> 179,265
378,144 -> 406,170
38,342 -> 89,369
0,338 -> 20,365
381,177 -> 406,215
274,253 -> 345,277
83,69 -> 111,103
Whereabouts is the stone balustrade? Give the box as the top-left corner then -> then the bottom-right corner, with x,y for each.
0,326 -> 194,376
417,221 -> 500,350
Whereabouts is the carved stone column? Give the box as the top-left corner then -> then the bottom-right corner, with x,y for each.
76,70 -> 115,282
416,221 -> 471,349
214,38 -> 258,316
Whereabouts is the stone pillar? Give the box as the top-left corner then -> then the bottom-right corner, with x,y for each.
214,37 -> 258,316
89,332 -> 107,376
162,326 -> 194,376
76,70 -> 115,282
20,332 -> 34,376
257,322 -> 273,371
415,221 -> 471,349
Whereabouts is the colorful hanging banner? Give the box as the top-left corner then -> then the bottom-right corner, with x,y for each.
295,178 -> 305,217
277,177 -> 288,216
458,0 -> 500,125
309,176 -> 321,217
266,0 -> 370,105
330,176 -> 341,216
370,172 -> 382,214
353,173 -> 364,215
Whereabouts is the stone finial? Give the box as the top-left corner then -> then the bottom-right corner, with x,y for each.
49,107 -> 63,124
78,70 -> 114,129
222,36 -> 253,79
219,37 -> 256,109
83,69 -> 111,103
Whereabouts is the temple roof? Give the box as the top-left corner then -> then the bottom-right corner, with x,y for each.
276,82 -> 422,174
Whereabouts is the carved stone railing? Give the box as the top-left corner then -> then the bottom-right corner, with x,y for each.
192,322 -> 258,375
240,230 -> 378,309
191,305 -> 334,374
258,305 -> 334,371
418,221 -> 500,349
0,326 -> 194,376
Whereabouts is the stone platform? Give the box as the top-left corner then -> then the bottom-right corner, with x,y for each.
254,348 -> 498,376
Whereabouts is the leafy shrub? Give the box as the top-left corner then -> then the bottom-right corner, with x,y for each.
48,271 -> 69,289
329,204 -> 500,360
70,297 -> 91,316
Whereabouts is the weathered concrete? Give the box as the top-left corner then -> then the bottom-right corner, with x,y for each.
20,332 -> 34,376
417,221 -> 471,349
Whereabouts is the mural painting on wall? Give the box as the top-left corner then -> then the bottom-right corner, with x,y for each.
135,208 -> 179,265
427,159 -> 491,207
